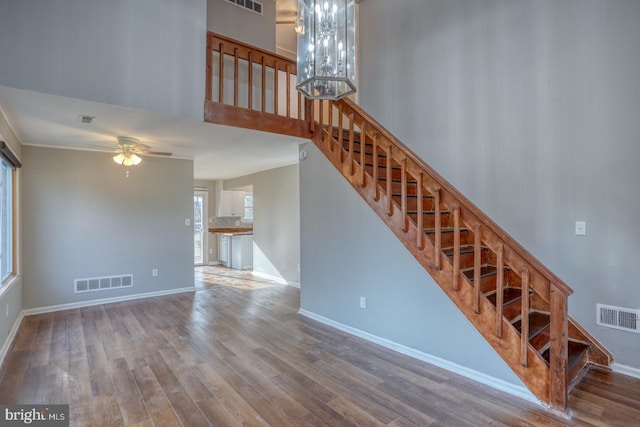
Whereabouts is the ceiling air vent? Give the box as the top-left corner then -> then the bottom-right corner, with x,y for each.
596,304 -> 640,333
77,114 -> 95,124
225,0 -> 263,15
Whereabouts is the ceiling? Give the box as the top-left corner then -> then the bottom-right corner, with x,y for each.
0,85 -> 307,181
0,1 -> 308,181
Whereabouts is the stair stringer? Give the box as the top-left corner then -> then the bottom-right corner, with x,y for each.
312,134 -> 553,404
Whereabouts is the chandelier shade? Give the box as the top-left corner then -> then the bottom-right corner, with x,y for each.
113,152 -> 142,167
296,0 -> 356,100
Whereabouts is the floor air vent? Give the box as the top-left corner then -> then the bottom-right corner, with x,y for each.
597,304 -> 640,333
75,274 -> 133,293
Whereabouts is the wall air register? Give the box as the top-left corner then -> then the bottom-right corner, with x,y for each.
74,274 -> 133,293
225,0 -> 263,15
596,304 -> 640,333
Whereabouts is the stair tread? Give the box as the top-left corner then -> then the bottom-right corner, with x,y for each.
542,340 -> 590,371
461,265 -> 500,279
513,312 -> 550,340
442,245 -> 486,256
424,227 -> 468,234
486,288 -> 525,306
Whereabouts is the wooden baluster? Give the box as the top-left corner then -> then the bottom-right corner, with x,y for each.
360,122 -> 367,187
473,224 -> 481,313
452,207 -> 460,291
373,134 -> 380,201
417,173 -> 424,249
549,284 -> 569,411
326,102 -> 333,145
218,42 -> 225,104
386,146 -> 393,216
233,48 -> 239,107
286,64 -> 291,118
334,104 -> 343,153
347,115 -> 355,175
319,100 -> 325,139
434,189 -> 441,270
496,244 -> 504,338
401,158 -> 407,231
248,52 -> 253,110
308,99 -> 314,133
274,60 -> 279,115
205,36 -> 212,101
521,267 -> 530,367
298,92 -> 302,119
261,56 -> 266,112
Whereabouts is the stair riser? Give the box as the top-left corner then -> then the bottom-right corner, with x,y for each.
365,164 -> 403,180
425,230 -> 472,248
380,180 -> 418,195
445,248 -> 488,270
395,196 -> 437,211
530,326 -> 551,352
407,212 -> 453,229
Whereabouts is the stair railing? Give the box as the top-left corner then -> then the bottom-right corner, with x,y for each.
310,97 -> 581,411
205,32 -> 312,138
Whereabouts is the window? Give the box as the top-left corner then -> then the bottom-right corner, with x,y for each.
0,141 -> 20,283
243,192 -> 253,221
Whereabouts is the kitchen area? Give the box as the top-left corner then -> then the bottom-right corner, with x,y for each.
195,182 -> 254,271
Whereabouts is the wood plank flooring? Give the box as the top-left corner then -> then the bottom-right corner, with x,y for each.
0,266 -> 638,426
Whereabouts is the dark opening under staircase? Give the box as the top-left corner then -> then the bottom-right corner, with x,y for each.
204,32 -> 613,413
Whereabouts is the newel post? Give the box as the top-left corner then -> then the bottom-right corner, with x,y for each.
549,284 -> 569,411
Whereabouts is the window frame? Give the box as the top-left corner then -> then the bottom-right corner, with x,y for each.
0,141 -> 21,285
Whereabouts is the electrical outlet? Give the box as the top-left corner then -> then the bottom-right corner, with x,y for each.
297,264 -> 301,272
185,218 -> 191,227
575,221 -> 587,236
359,297 -> 366,309
152,269 -> 159,277
209,248 -> 213,254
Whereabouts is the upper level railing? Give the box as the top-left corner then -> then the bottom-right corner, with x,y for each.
205,32 -> 311,138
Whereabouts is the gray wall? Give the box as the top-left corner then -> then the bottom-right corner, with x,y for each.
0,0 -> 206,119
357,0 -> 640,368
207,0 -> 276,52
299,142 -> 521,385
225,164 -> 301,284
0,111 -> 22,352
22,146 -> 194,309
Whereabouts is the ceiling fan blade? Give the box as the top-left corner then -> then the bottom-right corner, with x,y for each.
132,143 -> 151,151
142,150 -> 173,156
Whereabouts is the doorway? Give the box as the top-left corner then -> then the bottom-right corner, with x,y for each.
194,190 -> 208,265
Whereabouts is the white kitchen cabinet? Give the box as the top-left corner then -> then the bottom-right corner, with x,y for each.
220,190 -> 245,217
231,234 -> 253,270
219,234 -> 230,267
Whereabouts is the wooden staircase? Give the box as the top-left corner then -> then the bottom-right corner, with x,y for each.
204,32 -> 613,413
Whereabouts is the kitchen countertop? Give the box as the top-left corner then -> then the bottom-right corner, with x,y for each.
208,227 -> 253,234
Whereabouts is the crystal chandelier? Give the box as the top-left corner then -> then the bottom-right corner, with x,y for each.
296,0 -> 356,100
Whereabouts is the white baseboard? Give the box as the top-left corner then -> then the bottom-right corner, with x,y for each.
252,271 -> 300,288
22,286 -> 196,316
298,308 -> 539,405
0,310 -> 25,369
612,363 -> 640,379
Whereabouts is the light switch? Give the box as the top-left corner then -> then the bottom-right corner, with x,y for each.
575,221 -> 586,236
185,218 -> 191,226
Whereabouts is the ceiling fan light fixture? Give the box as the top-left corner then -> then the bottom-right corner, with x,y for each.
113,152 -> 142,166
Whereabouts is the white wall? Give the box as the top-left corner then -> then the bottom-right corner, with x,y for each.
357,0 -> 640,368
0,0 -> 207,119
208,0 -> 276,52
225,164 -> 300,284
22,146 -> 194,309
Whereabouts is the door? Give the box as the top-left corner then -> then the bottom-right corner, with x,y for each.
194,190 -> 208,265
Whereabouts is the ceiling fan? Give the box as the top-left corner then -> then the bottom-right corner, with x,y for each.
111,136 -> 172,166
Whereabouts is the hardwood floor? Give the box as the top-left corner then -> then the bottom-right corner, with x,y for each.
1,266 -> 638,426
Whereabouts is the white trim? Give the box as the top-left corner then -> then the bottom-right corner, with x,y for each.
252,270 -> 300,288
0,274 -> 20,300
0,310 -> 24,369
22,287 -> 195,316
298,309 -> 540,405
612,363 -> 640,379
